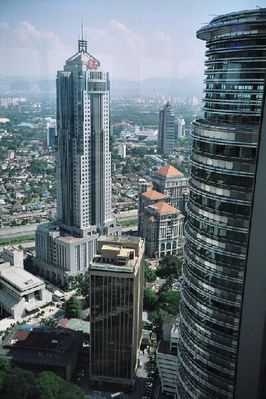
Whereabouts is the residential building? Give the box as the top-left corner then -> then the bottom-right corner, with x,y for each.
174,117 -> 185,141
35,36 -> 119,285
89,236 -> 144,387
141,202 -> 184,258
177,8 -> 266,399
157,316 -> 179,398
117,143 -> 126,158
0,262 -> 52,320
157,102 -> 175,155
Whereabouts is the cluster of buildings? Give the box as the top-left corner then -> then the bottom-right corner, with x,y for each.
32,38 -> 145,389
0,148 -> 56,226
2,7 -> 266,399
138,164 -> 187,258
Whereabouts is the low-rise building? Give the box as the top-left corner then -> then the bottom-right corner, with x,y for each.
157,316 -> 179,398
0,262 -> 52,320
0,326 -> 82,380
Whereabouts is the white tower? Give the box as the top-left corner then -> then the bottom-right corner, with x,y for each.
35,36 -> 119,285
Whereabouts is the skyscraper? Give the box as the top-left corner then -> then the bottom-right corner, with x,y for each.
177,8 -> 266,399
35,37 -> 119,285
89,236 -> 144,387
157,102 -> 175,155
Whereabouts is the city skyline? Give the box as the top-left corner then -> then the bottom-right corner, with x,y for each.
0,0 -> 264,82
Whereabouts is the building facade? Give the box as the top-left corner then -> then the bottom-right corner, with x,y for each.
157,316 -> 179,398
35,37 -> 119,285
177,8 -> 266,399
157,102 -> 175,155
47,119 -> 57,147
138,164 -> 186,257
141,202 -> 184,258
174,117 -> 185,141
0,262 -> 52,320
152,164 -> 188,211
89,236 -> 144,387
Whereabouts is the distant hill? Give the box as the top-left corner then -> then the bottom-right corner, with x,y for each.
112,77 -> 202,97
0,75 -> 202,97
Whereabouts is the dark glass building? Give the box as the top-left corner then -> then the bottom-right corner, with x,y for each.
89,236 -> 144,387
177,8 -> 266,399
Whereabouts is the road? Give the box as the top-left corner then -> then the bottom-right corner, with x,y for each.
0,223 -> 40,239
0,209 -> 138,240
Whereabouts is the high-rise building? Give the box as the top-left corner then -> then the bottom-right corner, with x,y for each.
35,37 -> 119,285
47,119 -> 57,147
157,102 -> 175,155
174,117 -> 185,141
177,9 -> 266,399
89,236 -> 144,387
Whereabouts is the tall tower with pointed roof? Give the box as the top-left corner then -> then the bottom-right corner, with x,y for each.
35,37 -> 119,285
56,37 -> 113,231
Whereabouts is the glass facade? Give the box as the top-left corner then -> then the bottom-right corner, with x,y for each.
177,9 -> 266,399
90,275 -> 134,379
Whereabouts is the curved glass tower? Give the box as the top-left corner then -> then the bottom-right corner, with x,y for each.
177,9 -> 266,399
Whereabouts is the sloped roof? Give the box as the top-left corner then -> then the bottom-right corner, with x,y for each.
142,189 -> 167,200
151,202 -> 178,214
156,164 -> 184,178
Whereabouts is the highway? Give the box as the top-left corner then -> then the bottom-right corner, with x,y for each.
0,209 -> 138,240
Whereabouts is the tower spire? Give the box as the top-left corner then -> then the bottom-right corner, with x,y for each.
78,17 -> 87,52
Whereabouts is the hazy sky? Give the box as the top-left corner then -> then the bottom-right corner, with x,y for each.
0,0 -> 265,81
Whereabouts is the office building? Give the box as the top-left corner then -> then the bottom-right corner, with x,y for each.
157,102 -> 175,155
89,236 -> 144,387
177,8 -> 266,399
35,36 -> 119,285
152,164 -> 188,211
141,202 -> 184,258
47,119 -> 57,147
138,164 -> 186,257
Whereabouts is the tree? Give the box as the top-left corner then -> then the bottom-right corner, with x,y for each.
159,290 -> 181,315
1,368 -> 36,399
77,272 -> 90,297
144,262 -> 156,283
156,255 -> 182,279
29,159 -> 49,174
143,288 -> 157,311
63,296 -> 82,318
0,358 -> 11,373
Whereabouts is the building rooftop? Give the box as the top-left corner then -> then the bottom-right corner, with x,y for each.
142,189 -> 167,200
2,327 -> 82,367
151,202 -> 178,214
158,340 -> 177,356
156,164 -> 184,178
0,264 -> 44,292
